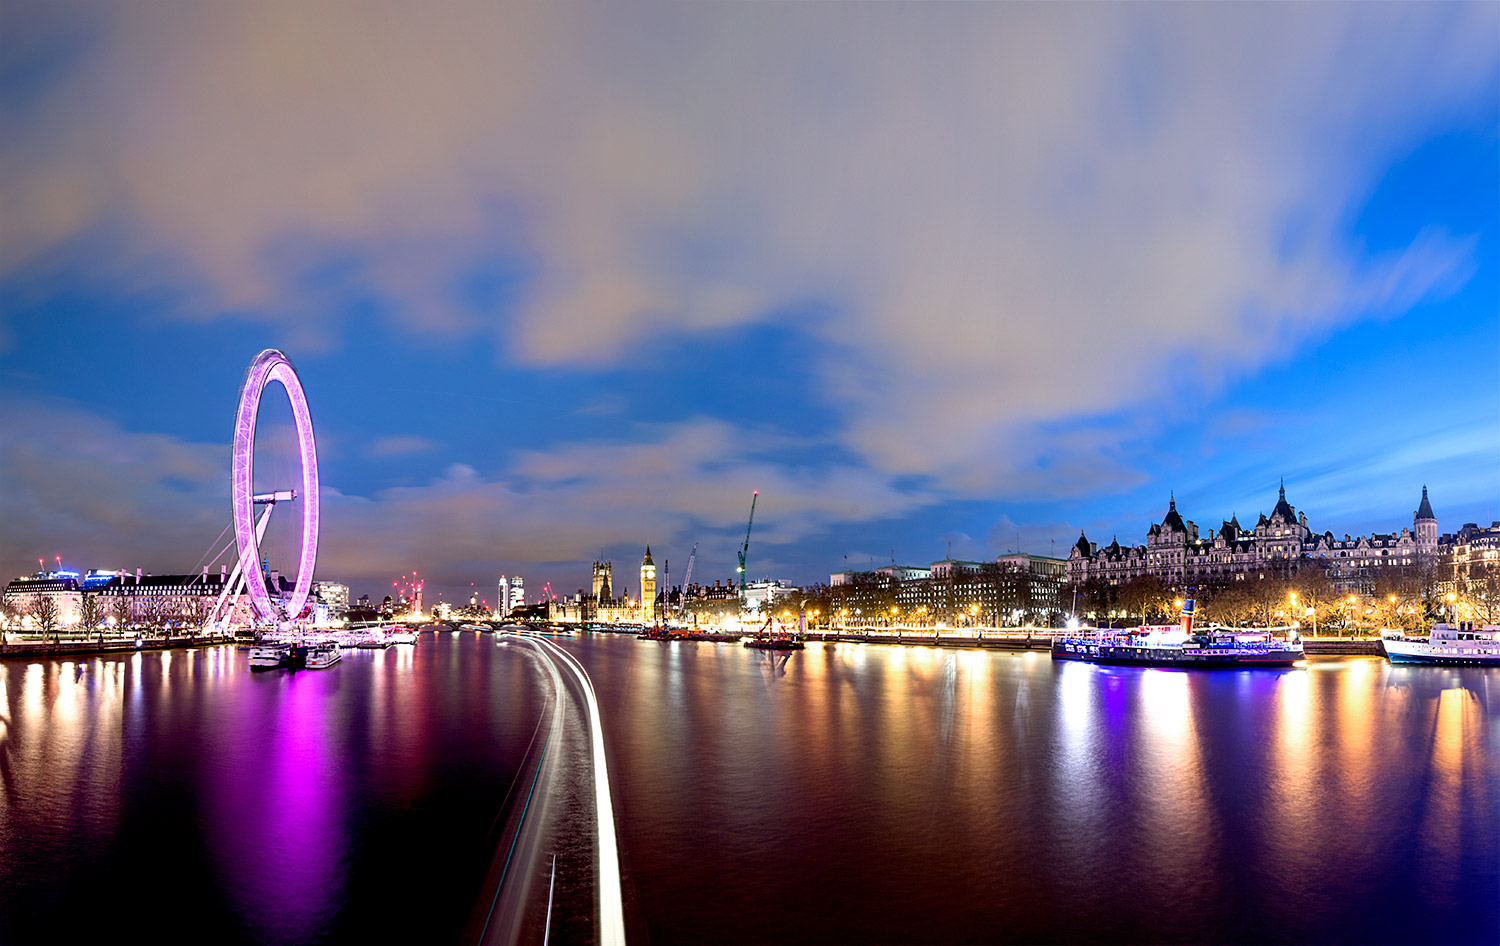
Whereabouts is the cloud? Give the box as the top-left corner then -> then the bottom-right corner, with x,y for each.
0,402 -> 941,598
0,398 -> 230,575
363,435 -> 439,458
0,2 -> 1494,497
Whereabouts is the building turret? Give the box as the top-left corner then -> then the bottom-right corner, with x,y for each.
1072,532 -> 1092,558
1414,485 -> 1438,556
1270,480 -> 1297,525
1160,494 -> 1186,534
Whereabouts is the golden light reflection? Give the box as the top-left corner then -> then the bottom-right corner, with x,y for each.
1136,670 -> 1215,892
1333,659 -> 1376,821
1416,685 -> 1484,911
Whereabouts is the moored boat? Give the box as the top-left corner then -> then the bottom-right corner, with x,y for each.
744,636 -> 805,651
1382,623 -> 1500,666
304,642 -> 342,669
1052,600 -> 1303,668
248,642 -> 293,670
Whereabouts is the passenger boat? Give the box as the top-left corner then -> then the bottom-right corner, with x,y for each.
459,623 -> 489,632
304,642 -> 341,669
248,642 -> 293,670
386,630 -> 418,644
1381,623 -> 1500,666
1052,600 -> 1303,668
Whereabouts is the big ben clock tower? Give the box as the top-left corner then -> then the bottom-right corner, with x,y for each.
640,546 -> 657,625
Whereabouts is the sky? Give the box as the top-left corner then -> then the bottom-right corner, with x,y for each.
1,2 -> 1497,608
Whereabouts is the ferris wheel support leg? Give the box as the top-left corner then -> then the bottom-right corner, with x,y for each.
206,505 -> 276,633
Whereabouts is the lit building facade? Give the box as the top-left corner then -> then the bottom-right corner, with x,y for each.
827,553 -> 1067,626
311,581 -> 349,617
1067,483 -> 1444,594
2,572 -> 83,628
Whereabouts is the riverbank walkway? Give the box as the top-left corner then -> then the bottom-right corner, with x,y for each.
0,632 -> 235,659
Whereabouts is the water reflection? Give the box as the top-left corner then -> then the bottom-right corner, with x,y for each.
0,636 -> 551,944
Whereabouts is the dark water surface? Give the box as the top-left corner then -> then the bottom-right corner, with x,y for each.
2,633 -> 1497,944
0,633 -> 549,944
562,637 -> 1499,945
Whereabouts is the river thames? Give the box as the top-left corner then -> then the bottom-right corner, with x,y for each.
1,632 -> 1496,944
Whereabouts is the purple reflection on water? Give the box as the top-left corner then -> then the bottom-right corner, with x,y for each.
205,664 -> 348,942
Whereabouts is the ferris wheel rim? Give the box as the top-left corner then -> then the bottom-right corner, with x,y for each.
231,349 -> 320,626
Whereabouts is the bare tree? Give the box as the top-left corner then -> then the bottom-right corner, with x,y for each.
30,596 -> 60,642
183,594 -> 213,635
1116,576 -> 1172,625
1460,561 -> 1500,625
79,593 -> 104,645
111,594 -> 135,633
1290,569 -> 1339,635
1200,582 -> 1257,626
139,596 -> 167,635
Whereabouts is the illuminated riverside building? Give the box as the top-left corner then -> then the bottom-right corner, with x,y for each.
312,580 -> 349,617
827,553 -> 1067,626
2,571 -> 84,627
2,566 -> 315,630
1066,483 -> 1445,594
742,579 -> 799,614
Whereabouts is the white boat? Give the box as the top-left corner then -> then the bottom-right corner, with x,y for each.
1382,623 -> 1500,666
304,642 -> 341,669
387,631 -> 418,644
248,643 -> 292,670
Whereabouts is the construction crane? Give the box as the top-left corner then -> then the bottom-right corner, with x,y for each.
678,542 -> 698,622
736,490 -> 758,603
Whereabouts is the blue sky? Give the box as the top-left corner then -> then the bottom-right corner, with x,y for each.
1,3 -> 1496,606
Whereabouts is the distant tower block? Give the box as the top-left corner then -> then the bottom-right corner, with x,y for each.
592,560 -> 613,604
640,546 -> 657,625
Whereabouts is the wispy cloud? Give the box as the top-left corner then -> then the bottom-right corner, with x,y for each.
0,3 -> 1492,496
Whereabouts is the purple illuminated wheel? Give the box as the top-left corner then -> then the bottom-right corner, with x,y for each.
232,349 -> 319,627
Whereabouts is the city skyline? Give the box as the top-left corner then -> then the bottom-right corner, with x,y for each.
1,4 -> 1496,606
